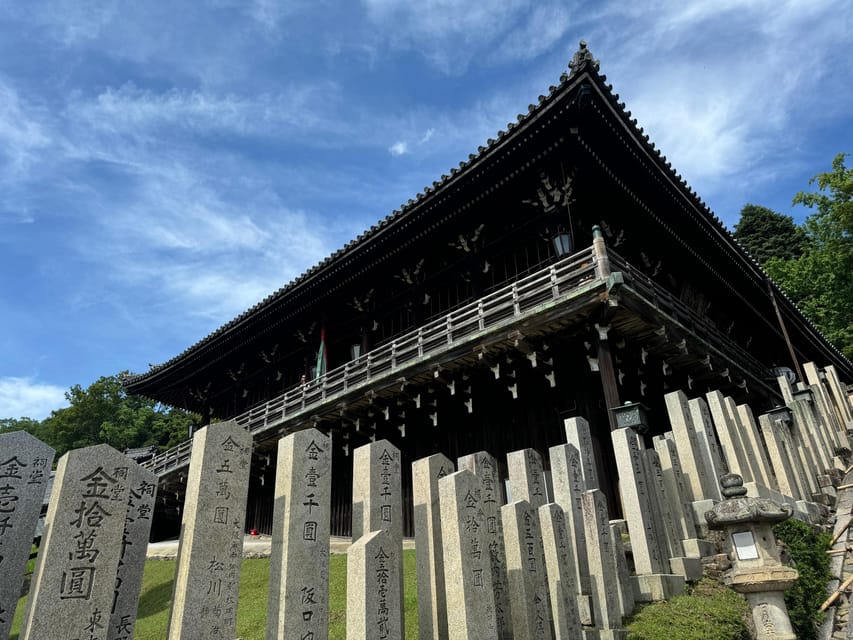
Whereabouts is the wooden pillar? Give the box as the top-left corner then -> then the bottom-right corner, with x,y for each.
596,323 -> 621,431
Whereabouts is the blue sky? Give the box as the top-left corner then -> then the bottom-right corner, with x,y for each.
2,0 -> 852,420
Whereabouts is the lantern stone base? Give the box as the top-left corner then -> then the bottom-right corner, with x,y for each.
743,592 -> 797,640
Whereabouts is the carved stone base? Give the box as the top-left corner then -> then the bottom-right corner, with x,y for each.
631,574 -> 685,602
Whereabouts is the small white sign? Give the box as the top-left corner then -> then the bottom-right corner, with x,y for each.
732,531 -> 759,560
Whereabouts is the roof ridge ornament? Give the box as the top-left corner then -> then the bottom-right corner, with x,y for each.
568,40 -> 600,75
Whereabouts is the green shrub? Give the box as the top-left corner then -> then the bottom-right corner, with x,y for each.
773,518 -> 832,640
626,578 -> 750,640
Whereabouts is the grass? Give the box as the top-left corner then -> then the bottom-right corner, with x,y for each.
9,550 -> 419,640
626,578 -> 750,640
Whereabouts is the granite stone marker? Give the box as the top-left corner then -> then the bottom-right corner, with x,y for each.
643,448 -> 683,560
664,391 -> 715,502
610,427 -> 664,574
412,453 -> 454,640
0,431 -> 54,640
825,365 -> 853,429
457,451 -> 511,637
167,420 -> 252,640
729,400 -> 773,489
706,391 -> 753,482
20,444 -> 131,640
352,439 -> 404,635
609,520 -> 635,619
438,469 -> 499,640
652,434 -> 697,542
109,464 -> 158,640
507,448 -> 547,509
502,500 -> 554,639
789,396 -> 832,473
581,489 -> 622,631
758,414 -> 805,501
563,417 -> 599,489
687,397 -> 727,500
267,429 -> 331,640
348,528 -> 402,640
549,444 -> 590,591
539,503 -> 583,640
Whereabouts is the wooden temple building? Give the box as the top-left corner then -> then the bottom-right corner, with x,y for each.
124,42 -> 853,539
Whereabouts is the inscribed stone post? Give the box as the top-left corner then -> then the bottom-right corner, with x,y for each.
347,528 -> 402,640
109,464 -> 158,640
758,414 -> 806,502
0,431 -> 54,640
777,375 -> 795,405
507,448 -> 547,509
643,448 -> 683,560
687,397 -> 727,500
548,444 -> 590,592
609,520 -> 635,619
610,427 -> 664,575
166,420 -> 252,640
581,489 -> 622,631
706,391 -> 753,482
352,439 -> 404,634
412,453 -> 454,640
651,435 -> 696,542
457,451 -> 511,637
502,500 -> 554,639
663,391 -> 715,502
20,444 -> 131,640
825,365 -> 853,430
438,470 -> 499,640
780,405 -> 820,496
563,417 -> 599,489
267,429 -> 331,640
789,397 -> 832,473
538,503 -> 583,640
729,400 -> 773,489
810,382 -> 850,452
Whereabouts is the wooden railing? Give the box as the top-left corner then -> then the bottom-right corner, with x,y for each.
608,253 -> 769,386
144,245 -> 601,476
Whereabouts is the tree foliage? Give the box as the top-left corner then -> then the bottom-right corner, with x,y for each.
735,154 -> 853,360
733,204 -> 809,264
0,373 -> 200,458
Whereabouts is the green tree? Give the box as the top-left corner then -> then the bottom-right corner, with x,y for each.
733,204 -> 810,264
34,373 -> 199,457
764,154 -> 853,360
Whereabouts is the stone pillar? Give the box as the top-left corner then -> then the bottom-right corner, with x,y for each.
0,431 -> 54,640
563,417 -> 599,489
609,520 -> 635,619
502,500 -> 554,639
664,391 -> 717,502
20,444 -> 131,640
457,451 -> 511,637
731,401 -> 774,490
507,449 -> 547,508
109,465 -> 158,640
687,397 -> 727,499
705,474 -> 798,640
412,453 -> 454,640
790,392 -> 833,473
824,365 -> 853,430
706,391 -> 753,482
581,489 -> 623,634
438,470 -> 499,640
347,529 -> 402,640
352,440 -> 404,635
166,420 -> 252,640
776,374 -> 795,405
539,504 -> 583,640
642,448 -> 682,560
610,427 -> 664,575
267,429 -> 331,640
549,444 -> 593,624
758,412 -> 806,502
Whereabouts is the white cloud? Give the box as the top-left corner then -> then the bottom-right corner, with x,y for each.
389,141 -> 408,156
419,128 -> 435,144
362,0 -> 571,72
0,377 -> 68,420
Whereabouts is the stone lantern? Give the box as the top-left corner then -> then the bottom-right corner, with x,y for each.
612,401 -> 650,434
706,473 -> 798,640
